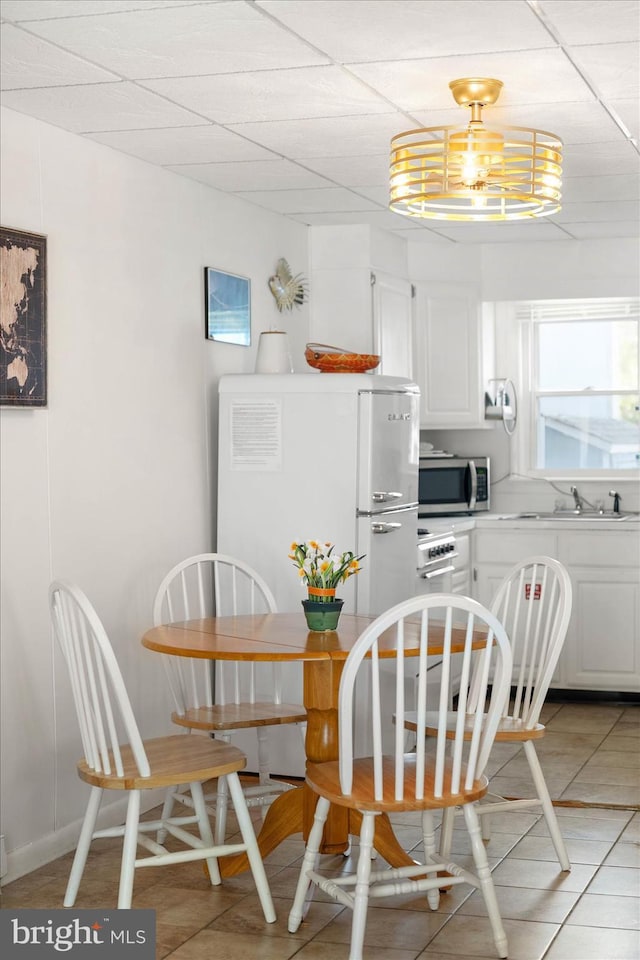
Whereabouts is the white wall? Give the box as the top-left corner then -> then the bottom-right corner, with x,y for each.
0,107 -> 309,882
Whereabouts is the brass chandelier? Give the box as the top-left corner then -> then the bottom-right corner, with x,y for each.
389,78 -> 563,222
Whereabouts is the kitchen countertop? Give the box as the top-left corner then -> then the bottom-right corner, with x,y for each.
419,513 -> 640,533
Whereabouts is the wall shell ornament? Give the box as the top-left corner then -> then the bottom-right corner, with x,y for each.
268,258 -> 308,311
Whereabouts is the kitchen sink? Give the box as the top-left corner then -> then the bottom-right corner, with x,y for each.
510,511 -> 631,522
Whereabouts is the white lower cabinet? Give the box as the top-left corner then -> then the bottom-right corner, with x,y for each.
473,526 -> 640,694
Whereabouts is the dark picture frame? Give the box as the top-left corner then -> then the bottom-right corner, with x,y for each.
1,226 -> 47,406
204,267 -> 251,346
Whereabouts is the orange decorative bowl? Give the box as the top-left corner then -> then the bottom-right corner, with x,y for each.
305,343 -> 381,374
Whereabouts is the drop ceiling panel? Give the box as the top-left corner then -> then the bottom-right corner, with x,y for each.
562,141 -> 640,177
429,221 -> 571,243
227,113 -> 416,159
609,100 -> 640,141
0,0 -> 637,245
411,101 -> 624,146
537,0 -> 640,45
289,210 -> 432,232
255,0 -> 554,62
569,42 -> 640,100
141,66 -> 391,125
1,0 -> 206,18
1,24 -> 120,90
164,159 -> 333,192
87,124 -> 278,165
562,175 -> 640,204
555,201 -> 640,224
349,48 -> 596,113
233,186 -> 380,215
561,221 -> 640,240
21,3 -> 328,78
299,154 -> 390,187
1,82 -> 205,133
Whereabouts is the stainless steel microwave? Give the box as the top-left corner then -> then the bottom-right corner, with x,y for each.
418,456 -> 490,515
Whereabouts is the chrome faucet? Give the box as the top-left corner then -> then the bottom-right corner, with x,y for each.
570,485 -> 583,511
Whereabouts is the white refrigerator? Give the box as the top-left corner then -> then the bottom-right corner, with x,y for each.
217,372 -> 420,773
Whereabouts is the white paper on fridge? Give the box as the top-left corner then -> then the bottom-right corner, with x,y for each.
228,398 -> 282,471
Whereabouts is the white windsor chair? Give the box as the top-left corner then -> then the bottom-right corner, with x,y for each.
407,556 -> 573,872
153,553 -> 306,843
49,580 -> 275,916
288,593 -> 513,960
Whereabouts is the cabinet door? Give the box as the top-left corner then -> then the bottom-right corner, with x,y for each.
372,271 -> 414,379
564,566 -> 640,693
415,281 -> 484,427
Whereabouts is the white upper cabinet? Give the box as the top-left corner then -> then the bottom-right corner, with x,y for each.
414,281 -> 492,428
309,225 -> 414,380
371,271 -> 414,378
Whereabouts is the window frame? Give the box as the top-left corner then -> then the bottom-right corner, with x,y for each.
495,298 -> 640,482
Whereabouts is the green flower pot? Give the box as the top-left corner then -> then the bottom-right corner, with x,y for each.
302,598 -> 344,632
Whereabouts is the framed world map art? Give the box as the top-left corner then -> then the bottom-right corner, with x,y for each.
1,226 -> 47,406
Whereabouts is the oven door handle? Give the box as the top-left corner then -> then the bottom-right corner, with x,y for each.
419,564 -> 455,579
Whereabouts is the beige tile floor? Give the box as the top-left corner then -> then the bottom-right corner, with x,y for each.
2,701 -> 639,959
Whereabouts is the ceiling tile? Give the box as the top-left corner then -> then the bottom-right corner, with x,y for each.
141,66 -> 391,124
537,0 -> 640,45
558,220 -> 640,240
234,187 -> 380,214
428,221 -> 571,243
570,42 -> 640,100
410,101 -> 624,146
299,154 -> 390,187
348,48 -> 595,113
22,3 -> 328,79
288,209 -> 427,231
87,125 -> 278,165
393,227 -> 455,244
562,174 -> 640,204
164,159 -> 333,191
1,82 -> 205,133
1,25 -> 120,90
562,140 -> 640,177
1,0 -> 206,18
256,0 -> 553,62
608,100 -> 640,141
555,201 -> 640,224
227,113 -> 415,159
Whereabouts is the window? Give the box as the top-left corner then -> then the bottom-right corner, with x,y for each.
501,298 -> 640,478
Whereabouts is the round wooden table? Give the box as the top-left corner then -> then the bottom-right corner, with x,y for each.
142,611 -> 481,876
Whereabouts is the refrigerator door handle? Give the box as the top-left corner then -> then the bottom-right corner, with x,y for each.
371,491 -> 404,503
371,521 -> 402,534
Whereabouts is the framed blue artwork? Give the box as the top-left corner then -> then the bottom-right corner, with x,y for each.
204,267 -> 251,346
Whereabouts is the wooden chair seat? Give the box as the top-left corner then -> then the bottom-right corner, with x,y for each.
171,702 -> 307,732
77,734 -> 247,790
307,755 -> 488,812
404,711 -> 547,741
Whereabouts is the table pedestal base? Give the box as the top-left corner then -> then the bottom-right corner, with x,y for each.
219,784 -> 418,878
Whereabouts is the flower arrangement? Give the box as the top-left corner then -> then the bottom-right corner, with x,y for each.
289,540 -> 364,602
